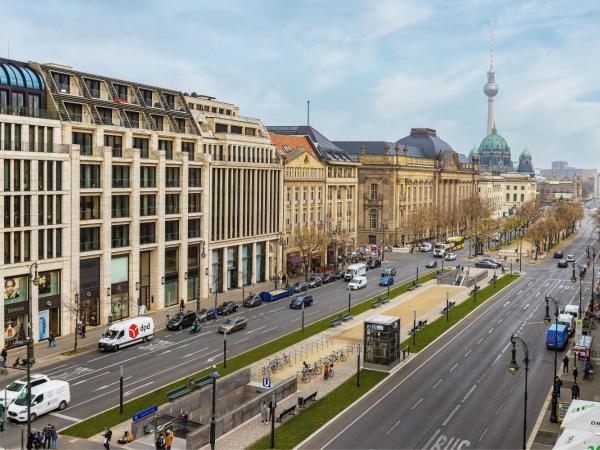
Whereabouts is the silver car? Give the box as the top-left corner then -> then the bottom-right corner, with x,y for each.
218,317 -> 248,334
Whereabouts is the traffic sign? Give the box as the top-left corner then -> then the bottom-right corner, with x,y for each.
132,405 -> 158,422
262,377 -> 272,388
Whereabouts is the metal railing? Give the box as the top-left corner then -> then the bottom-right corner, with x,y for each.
111,237 -> 130,248
80,178 -> 101,189
0,106 -> 59,120
80,240 -> 100,252
140,234 -> 156,245
112,178 -> 131,188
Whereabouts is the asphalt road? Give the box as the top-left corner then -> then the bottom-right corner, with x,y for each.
302,218 -> 597,450
1,246 -> 460,448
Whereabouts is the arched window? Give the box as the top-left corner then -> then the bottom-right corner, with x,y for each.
513,193 -> 517,201
369,209 -> 378,229
521,194 -> 524,202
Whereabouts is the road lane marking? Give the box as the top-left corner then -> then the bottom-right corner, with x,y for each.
93,376 -> 132,391
478,426 -> 488,442
385,419 -> 402,436
488,327 -> 494,334
523,303 -> 530,310
290,318 -> 301,323
234,337 -> 250,344
124,381 -> 154,397
461,385 -> 477,403
491,353 -> 503,366
535,292 -> 541,297
159,349 -> 172,355
442,405 -> 461,426
477,338 -> 484,345
423,428 -> 442,449
497,318 -> 503,324
503,301 -> 510,308
262,326 -> 278,334
517,290 -> 523,295
49,412 -> 80,422
502,343 -> 511,353
432,379 -> 443,390
464,349 -> 472,358
450,363 -> 459,373
71,371 -> 111,386
494,401 -> 504,417
246,326 -> 266,334
86,353 -> 115,363
410,397 -> 424,410
182,347 -> 210,358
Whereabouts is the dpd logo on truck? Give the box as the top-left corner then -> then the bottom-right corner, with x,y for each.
129,324 -> 139,339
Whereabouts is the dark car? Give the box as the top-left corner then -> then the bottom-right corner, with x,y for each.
293,282 -> 309,293
332,270 -> 343,279
554,250 -> 564,259
290,294 -> 314,309
323,273 -> 336,284
367,258 -> 382,270
218,317 -> 248,334
557,259 -> 568,268
308,276 -> 323,288
382,267 -> 397,276
243,293 -> 262,308
196,308 -> 218,322
167,311 -> 197,330
425,260 -> 438,268
579,264 -> 587,277
481,257 -> 503,268
475,260 -> 498,269
217,301 -> 239,315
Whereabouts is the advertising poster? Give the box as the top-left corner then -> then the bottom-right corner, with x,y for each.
39,309 -> 49,341
38,271 -> 60,298
3,275 -> 28,304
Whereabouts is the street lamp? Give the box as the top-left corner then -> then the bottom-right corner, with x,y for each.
356,342 -> 361,387
588,245 -> 596,309
239,271 -> 245,303
347,286 -> 352,314
507,333 -> 529,450
26,261 -> 41,446
209,366 -> 220,450
544,295 -> 560,423
198,240 -> 207,312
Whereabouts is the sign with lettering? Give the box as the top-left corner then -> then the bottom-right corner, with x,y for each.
132,405 -> 158,422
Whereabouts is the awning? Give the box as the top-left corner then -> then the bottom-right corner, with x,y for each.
288,255 -> 304,265
560,400 -> 600,433
555,428 -> 600,449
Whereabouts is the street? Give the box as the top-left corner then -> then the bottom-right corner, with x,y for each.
1,247 -> 453,448
301,218 -> 597,449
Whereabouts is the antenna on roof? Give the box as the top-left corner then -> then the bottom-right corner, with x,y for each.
307,100 -> 310,126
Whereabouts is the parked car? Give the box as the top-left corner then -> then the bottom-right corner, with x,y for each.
566,254 -> 575,263
308,276 -> 323,288
243,293 -> 262,308
444,252 -> 457,261
481,257 -> 503,267
474,260 -> 497,269
367,258 -> 382,270
293,282 -> 309,293
218,317 -> 248,334
348,276 -> 367,290
382,267 -> 396,276
557,259 -> 568,268
167,311 -> 197,330
323,273 -> 336,284
217,301 -> 239,315
554,250 -> 564,259
332,270 -> 344,279
290,294 -> 314,309
425,260 -> 438,268
196,308 -> 218,322
419,242 -> 433,252
0,374 -> 51,407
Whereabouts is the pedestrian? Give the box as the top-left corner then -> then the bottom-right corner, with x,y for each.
155,433 -> 165,450
572,382 -> 580,400
50,424 -> 57,449
573,366 -> 579,383
48,331 -> 54,347
43,424 -> 52,449
584,359 -> 593,379
80,323 -> 86,339
180,408 -> 189,429
323,361 -> 329,380
164,430 -> 174,450
563,355 -> 569,373
103,427 -> 112,450
1,346 -> 7,367
260,400 -> 268,423
180,299 -> 185,312
554,376 -> 562,398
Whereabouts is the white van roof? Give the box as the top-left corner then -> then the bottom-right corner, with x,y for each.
558,313 -> 574,321
564,305 -> 578,313
108,316 -> 153,330
30,379 -> 69,395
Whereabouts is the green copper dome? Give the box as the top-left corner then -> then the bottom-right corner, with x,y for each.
478,124 -> 510,154
469,145 -> 479,157
520,147 -> 530,158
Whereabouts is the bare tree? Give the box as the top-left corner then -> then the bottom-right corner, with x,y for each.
63,282 -> 81,353
295,229 -> 324,281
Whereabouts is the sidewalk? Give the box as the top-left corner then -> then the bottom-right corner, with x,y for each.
530,320 -> 600,449
6,278 -> 280,369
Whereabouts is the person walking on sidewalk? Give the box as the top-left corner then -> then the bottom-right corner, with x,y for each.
103,428 -> 112,450
164,429 -> 174,450
1,346 -> 7,367
573,366 -> 579,384
50,424 -> 58,449
563,355 -> 569,373
43,424 -> 52,449
572,383 -> 580,400
554,377 -> 562,398
260,400 -> 268,423
80,323 -> 86,339
180,299 -> 185,312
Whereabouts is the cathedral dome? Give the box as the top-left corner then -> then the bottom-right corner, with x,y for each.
478,124 -> 510,155
520,147 -> 530,158
469,145 -> 479,158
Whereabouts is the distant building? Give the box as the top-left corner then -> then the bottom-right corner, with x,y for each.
537,178 -> 582,205
539,162 -> 596,198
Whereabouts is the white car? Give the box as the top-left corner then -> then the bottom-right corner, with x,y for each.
7,380 -> 70,422
348,276 -> 367,290
0,374 -> 51,407
419,243 -> 433,252
566,255 -> 575,263
444,252 -> 457,261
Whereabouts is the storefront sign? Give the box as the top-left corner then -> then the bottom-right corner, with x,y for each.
5,302 -> 27,316
39,295 -> 61,311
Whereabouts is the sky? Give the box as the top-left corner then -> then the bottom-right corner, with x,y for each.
3,0 -> 600,169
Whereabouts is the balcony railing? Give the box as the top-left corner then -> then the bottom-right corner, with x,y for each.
140,234 -> 156,245
0,106 -> 59,120
111,237 -> 129,248
80,240 -> 100,252
188,228 -> 202,239
165,231 -> 179,241
111,147 -> 123,158
140,179 -> 156,188
88,88 -> 101,99
112,178 -> 130,188
1,141 -> 71,153
81,178 -> 101,189
165,205 -> 180,215
111,208 -> 129,218
80,209 -> 101,220
166,179 -> 180,188
140,206 -> 156,216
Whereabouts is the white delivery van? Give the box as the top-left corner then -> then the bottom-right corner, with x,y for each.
558,313 -> 576,336
563,304 -> 579,319
7,380 -> 70,422
0,374 -> 51,407
344,263 -> 367,281
98,316 -> 154,352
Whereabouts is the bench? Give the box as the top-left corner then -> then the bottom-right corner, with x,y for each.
167,385 -> 192,401
194,375 -> 212,389
371,299 -> 382,308
341,313 -> 353,322
380,296 -> 390,304
277,405 -> 296,422
408,282 -> 422,291
418,319 -> 428,329
440,301 -> 456,314
298,391 -> 318,407
329,318 -> 342,327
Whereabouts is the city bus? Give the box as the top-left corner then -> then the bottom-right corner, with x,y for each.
446,236 -> 465,251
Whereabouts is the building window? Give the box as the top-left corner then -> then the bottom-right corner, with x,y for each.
111,195 -> 130,218
188,218 -> 201,238
166,167 -> 180,187
189,168 -> 202,187
127,111 -> 140,129
165,194 -> 180,214
521,194 -> 524,202
112,165 -> 130,188
80,195 -> 101,220
97,107 -> 114,126
133,137 -> 149,158
370,183 -> 378,200
80,227 -> 100,252
215,123 -> 228,133
165,220 -> 179,241
158,139 -> 172,159
506,193 -> 510,201
140,194 -> 156,216
140,166 -> 156,188
182,141 -> 195,159
369,209 -> 378,229
73,132 -> 92,155
189,193 -> 202,213
80,164 -> 101,189
513,193 -> 517,201
231,125 -> 242,134
111,224 -> 129,248
105,134 -> 122,158
140,222 -> 156,244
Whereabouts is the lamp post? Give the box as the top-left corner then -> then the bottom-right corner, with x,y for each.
507,333 -> 530,450
270,392 -> 276,449
356,342 -> 361,387
519,227 -> 523,273
347,286 -> 351,314
544,295 -> 560,423
119,364 -> 124,414
239,271 -> 245,303
209,367 -> 220,450
198,240 -> 206,312
446,291 -> 449,322
301,299 -> 305,333
588,245 -> 596,309
26,262 -> 40,447
223,330 -> 227,368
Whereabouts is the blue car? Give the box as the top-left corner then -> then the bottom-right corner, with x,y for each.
379,275 -> 394,286
546,323 -> 568,350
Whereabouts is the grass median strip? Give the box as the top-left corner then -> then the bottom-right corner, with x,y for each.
249,369 -> 388,450
61,270 -> 442,438
404,274 -> 519,353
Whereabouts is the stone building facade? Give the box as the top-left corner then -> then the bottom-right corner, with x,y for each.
537,178 -> 582,206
